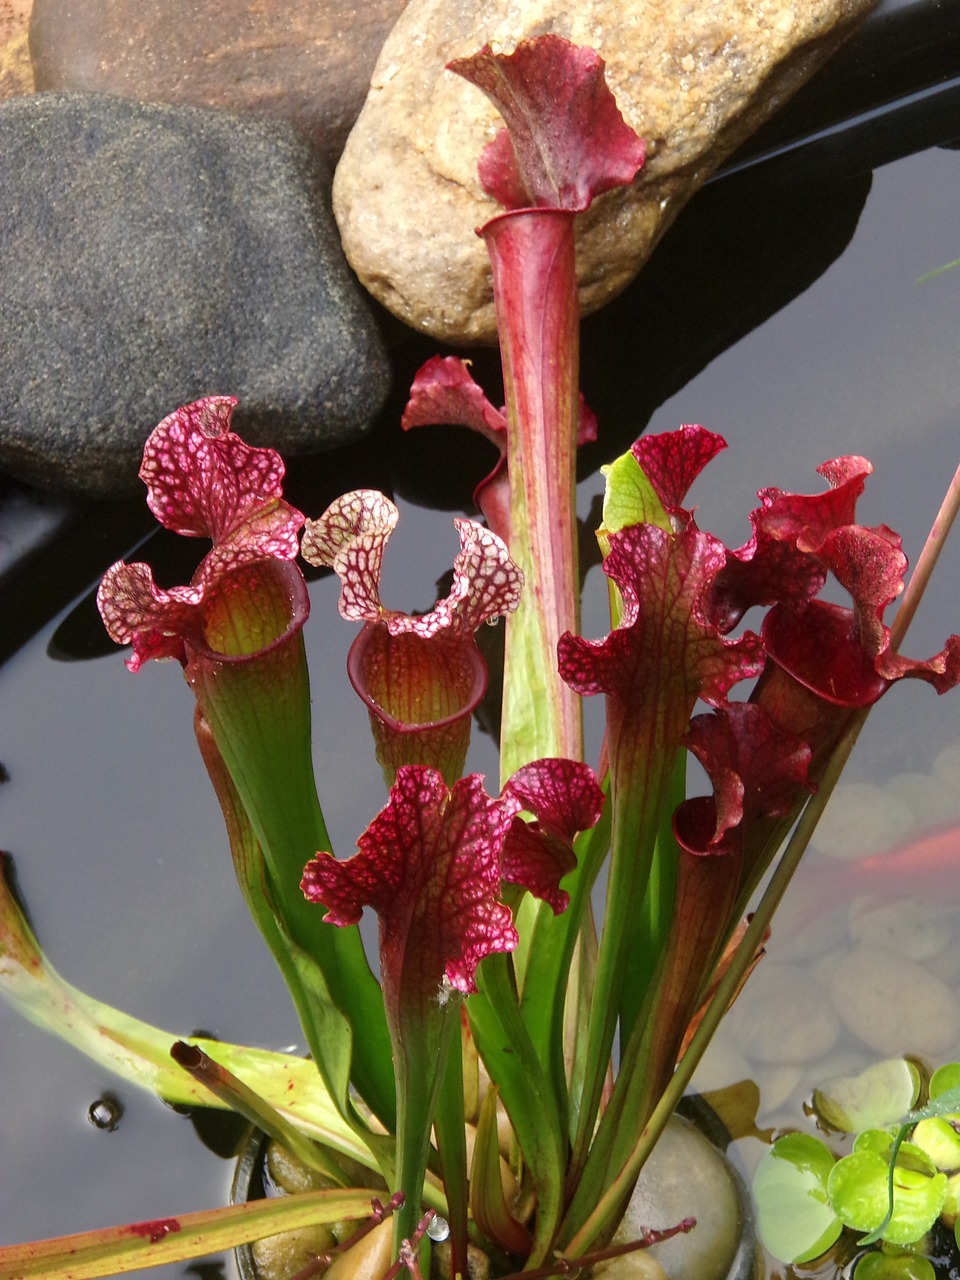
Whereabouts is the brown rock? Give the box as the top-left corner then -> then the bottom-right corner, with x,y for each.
28,0 -> 407,166
0,0 -> 33,99
333,0 -> 879,344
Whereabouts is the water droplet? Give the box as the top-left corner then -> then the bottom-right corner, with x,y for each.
426,1215 -> 450,1242
88,1092 -> 124,1131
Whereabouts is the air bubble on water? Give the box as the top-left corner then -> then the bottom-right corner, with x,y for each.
426,1215 -> 450,1242
88,1093 -> 124,1131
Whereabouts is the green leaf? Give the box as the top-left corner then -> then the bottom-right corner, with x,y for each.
433,1025 -> 469,1277
518,788 -> 611,1129
170,1042 -> 346,1182
942,1170 -> 960,1227
928,1063 -> 960,1101
469,1084 -> 531,1255
191,648 -> 396,1130
599,451 -> 671,541
0,854 -> 376,1168
918,257 -> 960,284
0,1187 -> 384,1280
854,1252 -> 937,1280
752,1132 -> 842,1264
829,1149 -> 946,1244
911,1117 -> 960,1173
468,954 -> 566,1265
815,1059 -> 921,1133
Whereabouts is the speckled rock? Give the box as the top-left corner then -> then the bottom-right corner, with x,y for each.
334,0 -> 879,343
0,94 -> 389,496
28,0 -> 408,168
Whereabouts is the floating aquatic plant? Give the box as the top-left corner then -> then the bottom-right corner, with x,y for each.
754,1058 -> 960,1277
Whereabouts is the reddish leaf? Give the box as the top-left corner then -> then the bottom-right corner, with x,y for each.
302,491 -> 522,637
682,705 -> 813,846
401,356 -> 507,447
302,769 -> 520,1005
448,36 -> 645,212
559,524 -> 763,711
500,758 -> 604,911
400,357 -> 597,542
709,457 -> 873,631
139,396 -> 299,548
631,426 -> 727,524
97,397 -> 305,671
304,492 -> 521,782
762,600 -> 890,707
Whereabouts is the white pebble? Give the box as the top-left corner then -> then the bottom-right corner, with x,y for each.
811,783 -> 913,859
828,945 -> 960,1057
723,961 -> 841,1064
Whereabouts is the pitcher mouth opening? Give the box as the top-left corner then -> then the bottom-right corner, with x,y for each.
346,622 -> 488,735
187,559 -> 310,665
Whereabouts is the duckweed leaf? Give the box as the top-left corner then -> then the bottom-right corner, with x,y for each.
942,1171 -> 960,1227
814,1058 -> 921,1133
911,1117 -> 960,1172
753,1132 -> 842,1264
829,1148 -> 946,1244
928,1063 -> 960,1101
854,1253 -> 936,1280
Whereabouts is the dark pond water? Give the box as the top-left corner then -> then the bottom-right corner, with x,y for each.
2,23 -> 960,1280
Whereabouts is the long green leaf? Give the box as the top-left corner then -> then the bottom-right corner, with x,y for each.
0,1188 -> 383,1280
196,715 -> 389,1170
468,954 -> 566,1264
518,794 -> 611,1126
433,1019 -> 470,1276
188,626 -> 395,1128
0,853 -> 373,1167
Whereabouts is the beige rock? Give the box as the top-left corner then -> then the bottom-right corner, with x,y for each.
334,0 -> 879,343
0,0 -> 33,99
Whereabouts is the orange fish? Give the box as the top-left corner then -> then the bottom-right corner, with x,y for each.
782,821 -> 960,937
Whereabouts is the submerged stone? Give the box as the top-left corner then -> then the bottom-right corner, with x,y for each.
722,960 -> 841,1065
828,945 -> 960,1057
29,0 -> 407,168
0,94 -> 389,496
333,0 -> 880,343
609,1113 -> 756,1280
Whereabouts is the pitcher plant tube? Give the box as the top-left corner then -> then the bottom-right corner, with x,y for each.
4,31 -> 960,1280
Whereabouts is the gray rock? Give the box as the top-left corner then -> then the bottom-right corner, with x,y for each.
0,93 -> 390,495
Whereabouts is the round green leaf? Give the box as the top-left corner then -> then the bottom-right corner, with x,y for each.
854,1252 -> 936,1280
929,1063 -> 960,1101
911,1118 -> 960,1172
883,1166 -> 947,1245
855,1130 -> 896,1157
752,1133 -> 842,1264
829,1149 -> 946,1245
941,1170 -> 960,1227
830,1151 -> 892,1232
815,1059 -> 921,1134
